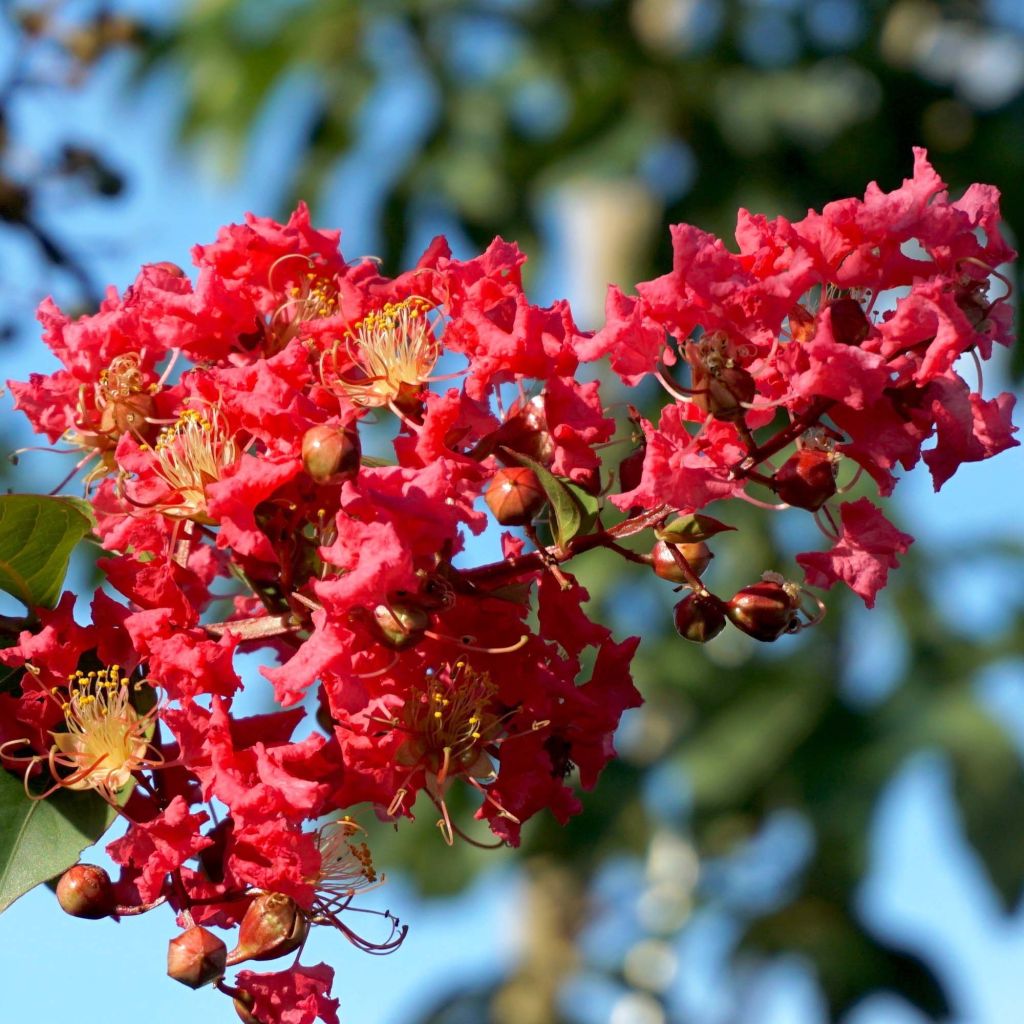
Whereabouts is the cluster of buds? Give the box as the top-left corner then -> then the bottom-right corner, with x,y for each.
0,151 -> 1016,1024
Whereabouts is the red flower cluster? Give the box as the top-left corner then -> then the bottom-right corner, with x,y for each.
1,151 -> 1016,1023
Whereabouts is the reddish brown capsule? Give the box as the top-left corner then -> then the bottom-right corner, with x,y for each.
673,593 -> 726,643
726,581 -> 801,642
485,466 -> 546,526
56,863 -> 116,920
828,297 -> 870,346
493,395 -> 556,467
302,424 -> 361,484
226,892 -> 309,966
232,991 -> 260,1024
706,364 -> 756,421
772,449 -> 837,511
167,925 -> 227,989
652,540 -> 713,583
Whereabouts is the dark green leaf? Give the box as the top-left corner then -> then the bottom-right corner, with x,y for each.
0,496 -> 95,609
564,482 -> 600,539
502,450 -> 581,548
0,770 -> 117,914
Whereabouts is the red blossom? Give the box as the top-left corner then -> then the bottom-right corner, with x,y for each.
234,964 -> 339,1024
796,498 -> 914,607
106,796 -> 212,903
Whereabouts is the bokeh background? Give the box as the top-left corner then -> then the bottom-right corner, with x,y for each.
1,2 -> 1023,1022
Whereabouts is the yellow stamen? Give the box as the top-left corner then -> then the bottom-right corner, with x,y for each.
49,665 -> 156,799
145,405 -> 239,521
321,297 -> 439,408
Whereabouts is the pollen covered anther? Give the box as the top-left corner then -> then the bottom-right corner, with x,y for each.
138,405 -> 240,521
321,297 -> 440,409
0,664 -> 163,805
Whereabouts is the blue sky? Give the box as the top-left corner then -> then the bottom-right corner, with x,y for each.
1,10 -> 1024,1024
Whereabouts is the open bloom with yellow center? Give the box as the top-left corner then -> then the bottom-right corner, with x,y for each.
138,405 -> 240,521
268,264 -> 340,354
1,665 -> 161,804
382,661 -> 539,845
320,296 -> 440,409
45,352 -> 160,489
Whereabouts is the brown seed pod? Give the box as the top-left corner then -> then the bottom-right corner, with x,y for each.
301,424 -> 361,484
726,580 -> 801,642
651,540 -> 713,583
673,593 -> 727,643
167,925 -> 227,989
56,864 -> 116,920
484,466 -> 547,526
772,449 -> 837,511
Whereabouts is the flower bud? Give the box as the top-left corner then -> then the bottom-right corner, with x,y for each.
232,990 -> 260,1024
772,449 -> 837,511
727,580 -> 801,642
226,892 -> 310,966
828,297 -> 870,346
372,601 -> 430,649
494,396 -> 557,467
652,540 -> 712,583
302,424 -> 361,484
56,863 -> 115,920
149,261 -> 186,278
673,593 -> 726,643
167,925 -> 227,989
485,467 -> 546,526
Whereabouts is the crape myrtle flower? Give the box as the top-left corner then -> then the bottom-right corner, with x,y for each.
2,151 -> 1017,1023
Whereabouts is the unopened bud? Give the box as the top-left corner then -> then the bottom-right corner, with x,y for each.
727,580 -> 801,642
302,425 -> 361,484
485,466 -> 546,526
494,395 -> 556,467
673,593 -> 726,643
652,540 -> 712,583
167,925 -> 227,989
226,892 -> 309,966
56,864 -> 115,920
233,990 -> 260,1024
772,449 -> 837,511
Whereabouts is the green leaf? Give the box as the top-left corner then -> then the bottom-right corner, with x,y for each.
0,770 -> 117,914
0,495 -> 95,609
502,450 -> 591,549
657,514 -> 736,543
564,482 -> 600,539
